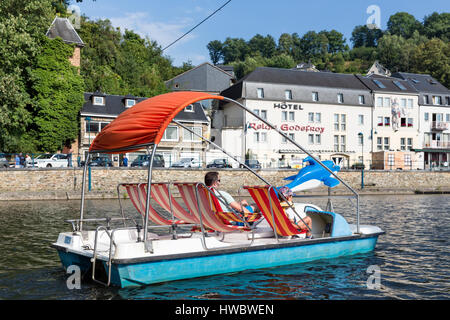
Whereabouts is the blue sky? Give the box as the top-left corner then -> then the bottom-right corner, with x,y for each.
74,0 -> 449,67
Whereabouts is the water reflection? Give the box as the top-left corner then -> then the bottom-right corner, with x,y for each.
0,194 -> 448,299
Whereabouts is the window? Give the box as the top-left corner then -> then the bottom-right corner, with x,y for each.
308,112 -> 314,122
183,126 -> 202,142
85,121 -> 110,133
446,97 -> 450,105
341,114 -> 346,131
288,111 -> 295,121
401,118 -> 406,127
407,118 -> 413,127
126,99 -> 136,108
404,154 -> 412,167
282,133 -> 295,143
254,132 -> 267,143
373,79 -> 386,88
400,138 -> 406,150
257,88 -> 264,99
446,114 -> 450,122
401,99 -> 406,107
377,137 -> 382,151
407,99 -> 413,108
312,92 -> 319,102
388,154 -> 395,166
184,104 -> 194,112
358,115 -> 364,125
358,95 -> 365,104
334,135 -> 339,151
377,116 -> 383,126
384,97 -> 391,107
281,111 -> 287,121
337,93 -> 344,103
334,114 -> 339,131
93,96 -> 105,105
255,109 -> 267,120
384,117 -> 390,126
308,134 -> 314,144
162,126 -> 178,141
315,113 -> 321,123
315,134 -> 321,145
340,135 -> 346,152
425,113 -> 429,121
393,80 -> 407,90
384,137 -> 390,150
407,138 -> 413,150
285,90 -> 292,100
424,95 -> 429,104
377,97 -> 383,107
433,96 -> 442,105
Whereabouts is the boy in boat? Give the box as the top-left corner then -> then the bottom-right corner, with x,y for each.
278,186 -> 313,238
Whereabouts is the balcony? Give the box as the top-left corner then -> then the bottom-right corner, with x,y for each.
431,121 -> 449,131
423,141 -> 450,149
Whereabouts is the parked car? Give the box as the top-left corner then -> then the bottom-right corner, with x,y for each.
88,156 -> 113,167
0,153 -> 9,168
130,154 -> 165,167
240,159 -> 262,169
29,153 -> 69,168
171,158 -> 202,168
206,159 -> 232,168
351,163 -> 365,169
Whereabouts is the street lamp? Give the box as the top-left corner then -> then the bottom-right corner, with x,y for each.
358,132 -> 364,189
85,116 -> 92,191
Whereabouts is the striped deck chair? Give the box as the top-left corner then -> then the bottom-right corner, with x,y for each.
123,183 -> 184,226
150,183 -> 199,224
209,187 -> 262,225
174,182 -> 251,233
244,185 -> 308,238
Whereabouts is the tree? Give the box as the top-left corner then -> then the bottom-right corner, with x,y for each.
423,12 -> 450,42
248,34 -> 277,59
30,37 -> 85,152
387,12 -> 422,39
207,40 -> 223,65
350,25 -> 384,47
221,37 -> 250,64
412,38 -> 450,88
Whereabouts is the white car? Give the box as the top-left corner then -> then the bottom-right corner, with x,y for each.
170,158 -> 202,168
28,153 -> 69,168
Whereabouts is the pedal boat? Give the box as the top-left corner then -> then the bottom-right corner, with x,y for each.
52,91 -> 384,288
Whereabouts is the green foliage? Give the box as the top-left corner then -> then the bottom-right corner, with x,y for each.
387,12 -> 423,38
30,37 -> 85,152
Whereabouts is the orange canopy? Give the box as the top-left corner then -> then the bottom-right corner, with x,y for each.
89,91 -> 224,154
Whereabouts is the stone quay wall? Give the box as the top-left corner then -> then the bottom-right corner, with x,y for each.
0,167 -> 449,201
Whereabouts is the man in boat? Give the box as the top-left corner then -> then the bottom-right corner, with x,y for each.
204,171 -> 259,215
278,186 -> 313,238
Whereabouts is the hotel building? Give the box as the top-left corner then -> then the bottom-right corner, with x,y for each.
216,67 -> 373,168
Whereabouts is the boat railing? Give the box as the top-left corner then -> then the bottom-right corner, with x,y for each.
65,217 -> 134,232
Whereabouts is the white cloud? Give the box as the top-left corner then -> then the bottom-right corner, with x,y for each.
109,12 -> 196,49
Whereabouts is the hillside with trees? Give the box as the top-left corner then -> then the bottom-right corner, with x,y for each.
207,12 -> 449,88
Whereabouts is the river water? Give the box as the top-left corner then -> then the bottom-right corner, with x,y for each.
0,194 -> 448,300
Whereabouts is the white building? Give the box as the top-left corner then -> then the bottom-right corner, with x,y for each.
216,67 -> 373,168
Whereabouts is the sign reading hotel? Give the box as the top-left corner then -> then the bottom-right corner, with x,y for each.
273,103 -> 304,110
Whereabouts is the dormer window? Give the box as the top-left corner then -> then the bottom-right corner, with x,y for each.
93,96 -> 105,106
184,104 -> 194,112
125,99 -> 136,108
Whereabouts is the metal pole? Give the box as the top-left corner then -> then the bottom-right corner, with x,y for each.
143,145 -> 157,252
86,117 -> 92,192
79,153 -> 90,231
361,134 -> 364,189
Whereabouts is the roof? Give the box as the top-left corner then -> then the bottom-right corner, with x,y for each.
46,17 -> 84,47
165,62 -> 235,92
81,92 -> 209,123
89,91 -> 223,153
237,67 -> 370,90
355,75 -> 418,94
391,72 -> 449,94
